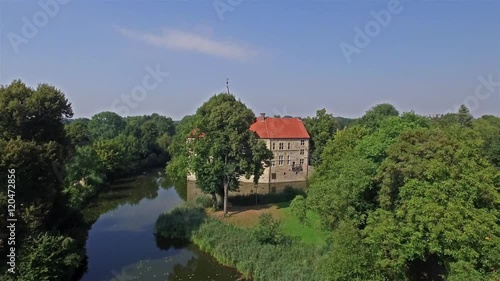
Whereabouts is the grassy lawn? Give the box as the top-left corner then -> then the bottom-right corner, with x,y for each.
275,202 -> 328,245
210,201 -> 328,246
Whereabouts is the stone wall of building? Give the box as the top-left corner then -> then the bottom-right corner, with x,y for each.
240,138 -> 310,183
186,180 -> 307,202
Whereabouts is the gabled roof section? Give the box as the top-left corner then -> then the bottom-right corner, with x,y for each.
249,117 -> 310,139
189,129 -> 205,139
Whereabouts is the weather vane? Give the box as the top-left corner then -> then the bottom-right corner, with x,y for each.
226,78 -> 230,94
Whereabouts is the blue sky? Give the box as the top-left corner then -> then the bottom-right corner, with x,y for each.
1,0 -> 499,119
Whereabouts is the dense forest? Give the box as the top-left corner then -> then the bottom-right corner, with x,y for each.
1,80 -> 498,280
0,80 -> 176,280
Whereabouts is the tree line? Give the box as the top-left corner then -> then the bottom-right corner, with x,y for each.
0,80 -> 176,280
165,94 -> 499,280
306,104 -> 499,280
1,79 -> 498,280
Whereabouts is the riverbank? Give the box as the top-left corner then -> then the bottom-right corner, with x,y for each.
155,203 -> 329,281
208,201 -> 327,245
77,169 -> 243,281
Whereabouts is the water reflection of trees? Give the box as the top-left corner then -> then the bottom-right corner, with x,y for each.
82,169 -> 168,226
74,170 -> 173,280
167,245 -> 242,281
155,235 -> 189,251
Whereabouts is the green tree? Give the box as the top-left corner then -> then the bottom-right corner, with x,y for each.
289,195 -> 307,224
358,103 -> 399,131
63,145 -> 104,208
64,118 -> 90,147
0,79 -> 73,142
308,154 -> 377,229
190,93 -> 273,215
457,104 -> 473,128
317,125 -> 369,174
150,113 -> 176,136
335,116 -> 356,129
87,111 -> 126,140
318,221 -> 381,281
17,233 -> 81,281
252,213 -> 287,245
0,80 -> 84,280
355,112 -> 430,164
473,115 -> 500,169
93,134 -> 139,178
365,127 -> 499,279
303,109 -> 339,165
166,115 -> 198,183
432,112 -> 460,128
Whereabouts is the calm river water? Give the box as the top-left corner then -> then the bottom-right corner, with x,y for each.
79,169 -> 242,281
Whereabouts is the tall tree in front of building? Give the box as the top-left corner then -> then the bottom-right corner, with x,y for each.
303,109 -> 339,166
190,93 -> 272,216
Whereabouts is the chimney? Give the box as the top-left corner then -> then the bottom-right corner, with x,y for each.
260,113 -> 266,122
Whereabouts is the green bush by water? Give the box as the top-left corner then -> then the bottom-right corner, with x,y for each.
194,194 -> 214,208
155,204 -> 326,281
154,204 -> 206,240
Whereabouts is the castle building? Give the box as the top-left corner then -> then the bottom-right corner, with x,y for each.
187,113 -> 311,185
242,113 -> 310,183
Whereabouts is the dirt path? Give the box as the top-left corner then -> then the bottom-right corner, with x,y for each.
208,204 -> 286,228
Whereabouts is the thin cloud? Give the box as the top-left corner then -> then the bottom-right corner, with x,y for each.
117,27 -> 258,62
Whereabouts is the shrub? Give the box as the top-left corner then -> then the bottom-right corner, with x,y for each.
16,233 -> 82,281
252,213 -> 290,245
194,195 -> 214,208
155,204 -> 326,281
290,195 -> 307,224
191,216 -> 324,281
63,181 -> 99,209
154,204 -> 206,240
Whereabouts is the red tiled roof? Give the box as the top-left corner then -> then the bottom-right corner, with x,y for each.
189,129 -> 205,138
249,118 -> 310,139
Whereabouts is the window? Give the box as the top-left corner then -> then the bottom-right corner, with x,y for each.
300,140 -> 305,146
272,143 -> 275,150
278,155 -> 284,166
299,159 -> 304,165
288,143 -> 291,149
279,143 -> 284,150
271,160 -> 275,167
287,155 -> 291,165
271,173 -> 276,180
271,186 -> 277,193
300,149 -> 305,155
